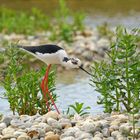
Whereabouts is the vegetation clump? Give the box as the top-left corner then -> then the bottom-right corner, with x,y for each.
0,0 -> 85,43
91,27 -> 140,113
91,27 -> 140,139
2,43 -> 57,115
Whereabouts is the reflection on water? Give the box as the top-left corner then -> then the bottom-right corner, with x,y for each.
0,71 -> 103,115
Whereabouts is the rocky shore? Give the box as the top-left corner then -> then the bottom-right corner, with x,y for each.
0,111 -> 140,140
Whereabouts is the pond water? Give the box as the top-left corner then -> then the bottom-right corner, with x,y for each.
0,0 -> 139,115
0,0 -> 140,28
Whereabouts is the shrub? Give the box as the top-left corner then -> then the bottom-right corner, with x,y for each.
90,27 -> 140,113
2,43 -> 57,115
0,7 -> 49,34
49,0 -> 85,43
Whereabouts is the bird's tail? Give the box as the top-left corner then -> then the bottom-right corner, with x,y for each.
17,45 -> 38,58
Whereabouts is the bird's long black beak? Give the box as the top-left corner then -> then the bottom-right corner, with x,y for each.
79,65 -> 93,76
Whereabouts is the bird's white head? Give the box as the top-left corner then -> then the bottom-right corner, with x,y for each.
62,57 -> 82,69
62,57 -> 93,76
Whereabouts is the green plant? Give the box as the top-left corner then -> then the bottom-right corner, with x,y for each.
91,27 -> 140,113
91,27 -> 140,139
0,7 -> 49,34
97,22 -> 114,40
66,102 -> 91,116
3,43 -> 57,115
0,1 -> 85,42
49,0 -> 85,43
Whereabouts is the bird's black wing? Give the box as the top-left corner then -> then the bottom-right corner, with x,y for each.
19,44 -> 64,54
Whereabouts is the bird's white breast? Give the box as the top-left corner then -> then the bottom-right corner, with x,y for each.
35,49 -> 68,65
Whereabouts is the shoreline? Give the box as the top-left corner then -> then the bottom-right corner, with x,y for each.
0,111 -> 140,140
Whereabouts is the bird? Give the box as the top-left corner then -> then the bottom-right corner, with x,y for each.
19,44 -> 92,114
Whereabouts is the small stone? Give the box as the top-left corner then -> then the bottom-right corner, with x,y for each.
61,136 -> 75,140
109,125 -> 119,131
13,131 -> 27,137
82,51 -> 93,61
17,134 -> 31,140
47,118 -> 62,129
74,35 -> 85,41
103,137 -> 114,140
131,129 -> 140,137
0,123 -> 7,129
27,130 -> 39,139
47,118 -> 58,126
134,114 -> 140,119
99,120 -> 110,128
2,127 -> 15,135
43,111 -> 59,120
119,123 -> 132,135
10,138 -> 16,140
94,131 -> 103,138
45,134 -> 60,140
78,132 -> 93,139
102,128 -> 110,137
82,29 -> 93,37
111,131 -> 121,138
85,41 -> 98,52
93,137 -> 102,140
45,131 -> 54,136
97,38 -> 110,50
79,120 -> 95,133
62,124 -> 72,129
20,115 -> 31,122
10,119 -> 24,127
1,134 -> 15,139
117,114 -> 128,123
61,127 -> 80,138
117,137 -> 127,140
1,116 -> 12,126
110,120 -> 120,126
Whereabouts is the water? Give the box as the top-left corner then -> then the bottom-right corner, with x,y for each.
0,87 -> 12,114
0,0 -> 139,114
0,0 -> 140,28
0,71 -> 103,115
56,77 -> 103,114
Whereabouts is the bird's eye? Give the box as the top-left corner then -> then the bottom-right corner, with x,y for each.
63,57 -> 69,62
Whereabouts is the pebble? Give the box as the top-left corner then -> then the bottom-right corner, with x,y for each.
61,136 -> 75,140
0,122 -> 7,130
78,120 -> 95,133
43,111 -> 59,120
97,38 -> 110,50
93,137 -> 102,140
45,133 -> 60,140
17,134 -> 31,140
1,116 -> 12,126
101,128 -> 110,137
2,127 -> 15,135
0,111 -> 137,139
119,123 -> 132,135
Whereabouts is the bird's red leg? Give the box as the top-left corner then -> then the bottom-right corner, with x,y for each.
41,67 -> 51,112
41,64 -> 60,114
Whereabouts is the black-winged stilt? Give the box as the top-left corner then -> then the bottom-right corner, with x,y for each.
19,44 -> 92,114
